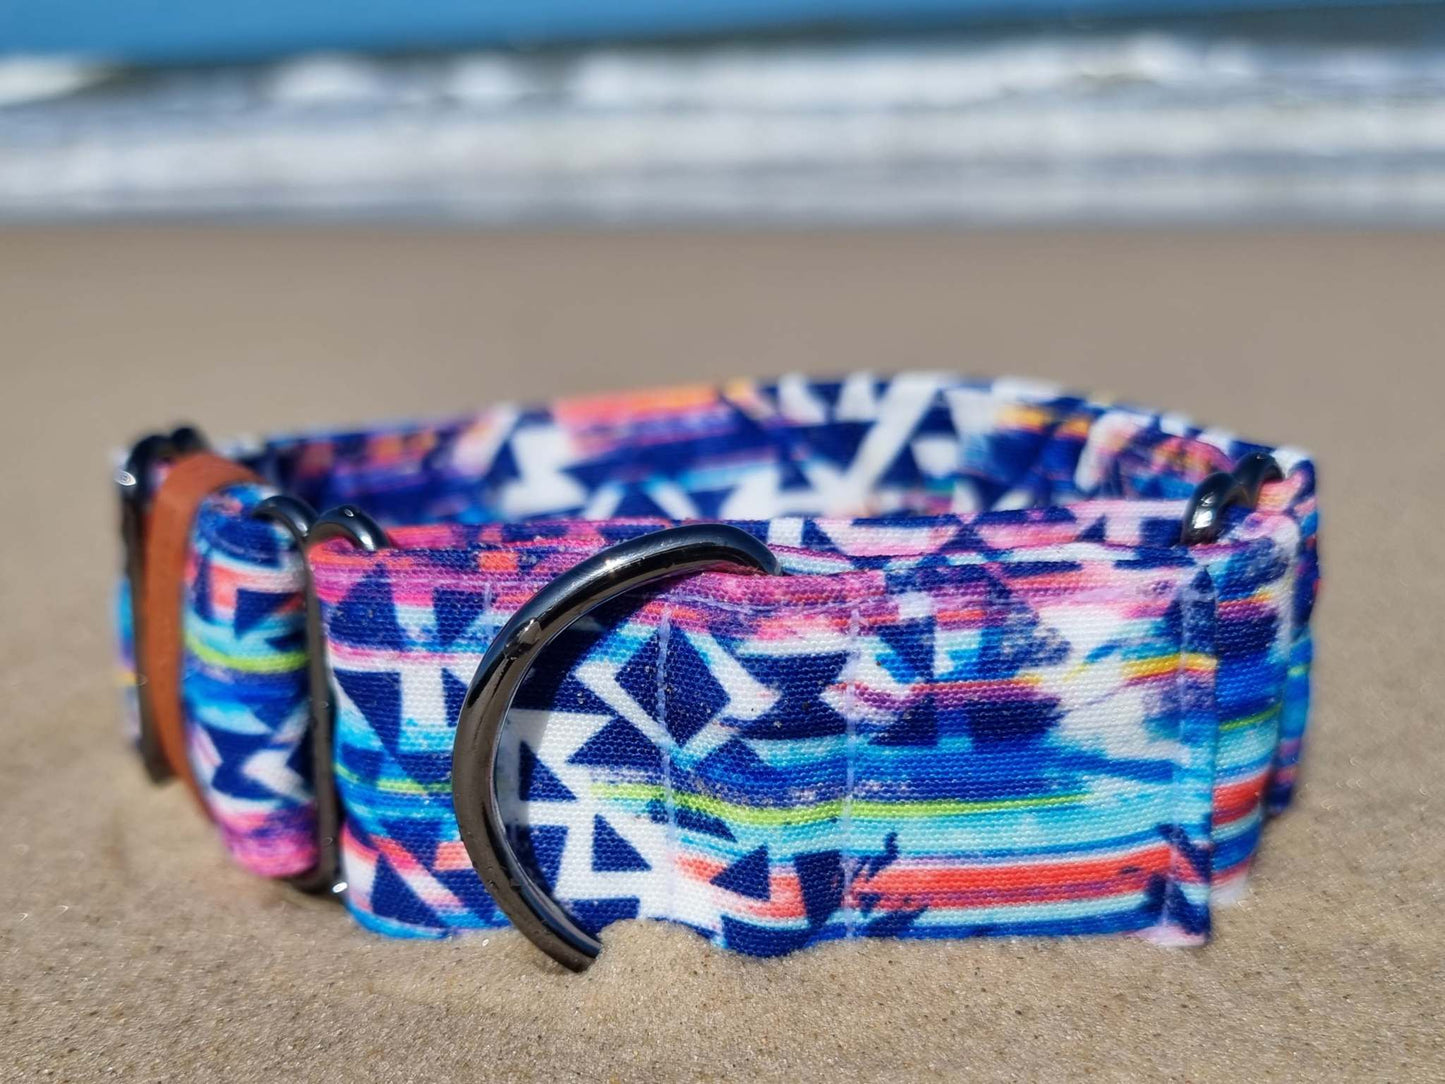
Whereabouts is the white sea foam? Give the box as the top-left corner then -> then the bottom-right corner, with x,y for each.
563,36 -> 1269,110
3,33 -> 1445,222
444,55 -> 542,106
237,35 -> 1445,113
0,56 -> 114,107
264,54 -> 394,105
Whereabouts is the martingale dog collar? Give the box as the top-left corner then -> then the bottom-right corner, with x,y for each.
113,373 -> 1320,970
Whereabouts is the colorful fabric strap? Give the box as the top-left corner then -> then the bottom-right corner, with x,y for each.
115,373 -> 1320,957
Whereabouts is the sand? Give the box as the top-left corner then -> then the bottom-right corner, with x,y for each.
1,227 -> 1441,1082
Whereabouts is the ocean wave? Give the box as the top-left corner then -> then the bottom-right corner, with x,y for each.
4,31 -> 1445,222
0,56 -> 116,107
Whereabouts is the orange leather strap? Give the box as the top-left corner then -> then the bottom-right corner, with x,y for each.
141,453 -> 262,811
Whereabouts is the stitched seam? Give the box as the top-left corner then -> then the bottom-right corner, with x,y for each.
1165,571 -> 1210,939
329,562 -> 1180,618
841,596 -> 862,940
657,605 -> 678,925
1166,603 -> 1187,938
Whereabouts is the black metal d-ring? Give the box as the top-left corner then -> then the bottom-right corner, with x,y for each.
252,497 -> 390,896
1180,451 -> 1284,545
451,524 -> 782,971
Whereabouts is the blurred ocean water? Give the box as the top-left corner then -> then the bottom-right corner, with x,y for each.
4,18 -> 1445,224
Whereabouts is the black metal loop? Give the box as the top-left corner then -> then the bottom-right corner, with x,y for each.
252,498 -> 390,897
451,524 -> 782,971
1180,452 -> 1284,545
1230,450 -> 1285,507
250,493 -> 317,545
117,425 -> 209,783
168,425 -> 209,458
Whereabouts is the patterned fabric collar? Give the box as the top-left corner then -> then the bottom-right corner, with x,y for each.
117,372 -> 1320,962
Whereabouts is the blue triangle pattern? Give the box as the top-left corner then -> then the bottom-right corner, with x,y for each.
567,717 -> 662,773
265,629 -> 305,654
661,631 -> 726,746
334,668 -> 450,785
442,669 -> 468,729
795,850 -> 845,929
334,669 -> 401,737
615,632 -> 662,719
872,696 -> 938,747
643,799 -> 737,841
720,915 -> 814,958
519,741 -> 576,802
591,814 -> 651,872
250,685 -> 307,730
694,737 -> 781,791
370,853 -> 435,928
736,651 -> 850,740
877,618 -> 932,683
234,587 -> 295,636
615,628 -> 727,747
207,729 -> 293,803
432,587 -> 488,646
676,804 -> 736,842
565,897 -> 641,937
192,555 -> 213,622
511,824 -> 568,891
711,845 -> 771,900
864,908 -> 927,938
328,566 -> 407,649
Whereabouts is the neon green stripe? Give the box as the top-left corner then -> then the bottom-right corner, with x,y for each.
1220,702 -> 1283,733
327,765 -> 1093,808
185,633 -> 306,674
595,784 -> 1087,826
335,762 -> 448,795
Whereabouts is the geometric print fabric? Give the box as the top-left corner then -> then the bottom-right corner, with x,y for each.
115,371 -> 1320,956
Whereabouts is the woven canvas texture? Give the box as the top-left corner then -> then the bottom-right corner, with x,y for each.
183,488 -> 313,876
115,372 -> 1320,955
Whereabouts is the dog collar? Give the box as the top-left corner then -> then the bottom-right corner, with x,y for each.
114,373 -> 1320,970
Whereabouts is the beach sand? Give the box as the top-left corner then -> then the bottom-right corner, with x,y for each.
1,227 -> 1440,1081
